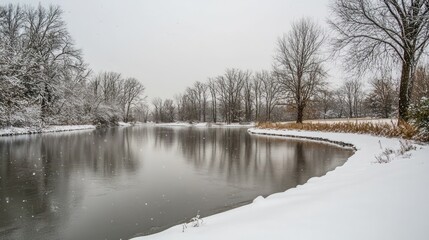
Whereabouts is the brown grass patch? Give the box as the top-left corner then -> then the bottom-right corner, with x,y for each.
256,121 -> 421,140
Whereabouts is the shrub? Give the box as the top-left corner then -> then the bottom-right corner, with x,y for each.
92,105 -> 121,127
409,97 -> 429,141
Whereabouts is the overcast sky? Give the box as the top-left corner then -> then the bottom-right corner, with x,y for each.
10,0 -> 342,100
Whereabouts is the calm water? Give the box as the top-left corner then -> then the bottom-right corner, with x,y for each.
0,126 -> 353,240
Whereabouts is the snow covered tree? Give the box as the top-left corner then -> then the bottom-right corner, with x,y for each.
121,78 -> 145,122
329,0 -> 429,123
409,97 -> 429,140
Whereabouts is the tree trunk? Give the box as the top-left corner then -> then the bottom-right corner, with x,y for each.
296,104 -> 304,123
398,56 -> 411,124
126,103 -> 131,122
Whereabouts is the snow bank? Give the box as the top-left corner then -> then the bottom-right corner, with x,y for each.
134,128 -> 429,240
118,121 -> 133,127
152,122 -> 255,128
0,125 -> 95,137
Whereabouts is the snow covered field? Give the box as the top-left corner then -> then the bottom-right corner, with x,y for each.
134,128 -> 429,240
0,125 -> 96,136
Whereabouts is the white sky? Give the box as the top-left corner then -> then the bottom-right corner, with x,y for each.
9,0 -> 344,100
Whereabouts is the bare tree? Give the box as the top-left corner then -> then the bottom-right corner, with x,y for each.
317,87 -> 334,119
208,78 -> 217,122
274,18 -> 326,123
216,69 -> 248,123
366,74 -> 397,118
243,76 -> 253,122
121,78 -> 145,122
134,102 -> 149,123
252,75 -> 263,121
329,0 -> 429,123
193,81 -> 208,122
152,97 -> 163,123
163,99 -> 175,122
341,78 -> 363,118
412,64 -> 429,104
257,70 -> 282,121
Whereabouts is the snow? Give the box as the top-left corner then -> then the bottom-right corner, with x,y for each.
0,125 -> 96,137
151,122 -> 255,128
118,121 -> 133,127
133,128 -> 429,240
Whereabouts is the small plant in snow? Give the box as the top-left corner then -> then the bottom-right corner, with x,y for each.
375,148 -> 395,163
375,140 -> 416,163
182,212 -> 204,232
398,139 -> 416,156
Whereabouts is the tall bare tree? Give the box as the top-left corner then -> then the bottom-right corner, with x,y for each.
163,99 -> 175,122
274,18 -> 326,123
252,75 -> 263,121
152,97 -> 163,123
193,81 -> 208,122
243,76 -> 253,122
216,69 -> 248,123
329,0 -> 429,123
121,78 -> 145,122
208,78 -> 217,122
257,70 -> 282,121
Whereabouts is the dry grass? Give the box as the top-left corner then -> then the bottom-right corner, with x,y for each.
256,121 -> 422,140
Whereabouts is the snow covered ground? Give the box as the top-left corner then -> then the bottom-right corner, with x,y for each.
134,128 -> 429,240
0,125 -> 96,137
152,122 -> 255,128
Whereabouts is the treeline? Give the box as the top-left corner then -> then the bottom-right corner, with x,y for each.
2,2 -> 429,128
150,19 -> 429,124
152,64 -> 429,124
0,4 -> 146,127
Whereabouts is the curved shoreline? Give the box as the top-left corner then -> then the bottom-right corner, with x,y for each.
134,128 -> 429,240
247,128 -> 357,150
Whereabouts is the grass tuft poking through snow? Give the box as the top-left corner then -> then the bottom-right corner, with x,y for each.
375,139 -> 418,163
182,212 -> 204,233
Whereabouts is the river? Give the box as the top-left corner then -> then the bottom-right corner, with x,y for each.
0,126 -> 353,240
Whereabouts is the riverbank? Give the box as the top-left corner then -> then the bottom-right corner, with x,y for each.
0,125 -> 96,137
134,128 -> 429,240
0,121 -> 143,137
152,122 -> 255,128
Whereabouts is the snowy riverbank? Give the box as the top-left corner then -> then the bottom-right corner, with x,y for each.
0,121 -> 144,137
0,125 -> 96,137
152,122 -> 255,128
134,128 -> 429,240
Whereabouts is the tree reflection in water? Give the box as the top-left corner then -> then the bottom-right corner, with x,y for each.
0,126 -> 353,240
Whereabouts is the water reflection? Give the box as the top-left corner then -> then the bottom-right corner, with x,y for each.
0,126 -> 353,240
